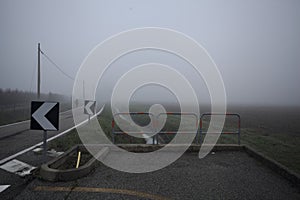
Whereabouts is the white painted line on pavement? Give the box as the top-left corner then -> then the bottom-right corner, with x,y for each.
0,107 -> 82,129
0,105 -> 104,165
0,185 -> 10,193
60,106 -> 83,115
0,120 -> 29,129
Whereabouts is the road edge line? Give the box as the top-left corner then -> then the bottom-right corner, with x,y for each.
0,106 -> 104,165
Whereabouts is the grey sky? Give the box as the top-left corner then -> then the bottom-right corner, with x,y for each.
1,0 -> 300,106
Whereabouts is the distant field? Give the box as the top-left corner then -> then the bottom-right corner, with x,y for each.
0,90 -> 71,125
0,106 -> 30,125
48,105 -> 300,174
233,106 -> 300,174
0,103 -> 71,126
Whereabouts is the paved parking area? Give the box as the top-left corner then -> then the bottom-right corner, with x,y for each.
13,151 -> 300,199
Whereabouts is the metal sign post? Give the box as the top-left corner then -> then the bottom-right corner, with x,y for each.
43,130 -> 47,160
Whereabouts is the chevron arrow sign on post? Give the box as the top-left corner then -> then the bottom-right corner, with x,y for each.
30,101 -> 59,131
84,100 -> 96,115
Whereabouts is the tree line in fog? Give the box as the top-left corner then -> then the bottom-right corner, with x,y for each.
0,88 -> 69,106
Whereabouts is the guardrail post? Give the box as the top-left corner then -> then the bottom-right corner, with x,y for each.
198,118 -> 203,144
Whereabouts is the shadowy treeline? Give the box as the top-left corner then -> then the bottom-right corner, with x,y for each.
0,88 -> 69,106
0,88 -> 71,125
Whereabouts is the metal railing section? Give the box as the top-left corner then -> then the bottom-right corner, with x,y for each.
111,112 -> 241,145
111,112 -> 156,144
199,113 -> 241,145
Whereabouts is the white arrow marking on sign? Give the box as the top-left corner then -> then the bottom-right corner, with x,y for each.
85,101 -> 94,115
0,185 -> 10,193
32,102 -> 57,130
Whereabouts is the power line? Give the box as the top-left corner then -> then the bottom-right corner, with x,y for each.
40,50 -> 75,81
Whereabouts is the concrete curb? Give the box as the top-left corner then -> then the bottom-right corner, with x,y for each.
243,145 -> 300,188
39,145 -> 109,181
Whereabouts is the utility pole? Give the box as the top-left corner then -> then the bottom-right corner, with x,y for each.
37,43 -> 41,99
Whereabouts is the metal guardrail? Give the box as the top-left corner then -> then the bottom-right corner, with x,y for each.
156,112 -> 199,144
199,113 -> 241,145
156,112 -> 199,134
111,112 -> 241,145
111,112 -> 155,144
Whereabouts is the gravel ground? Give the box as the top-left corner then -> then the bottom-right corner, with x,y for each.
14,151 -> 300,200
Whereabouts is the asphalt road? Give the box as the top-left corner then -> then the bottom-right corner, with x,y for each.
14,151 -> 300,200
0,108 -> 85,161
0,107 -> 89,199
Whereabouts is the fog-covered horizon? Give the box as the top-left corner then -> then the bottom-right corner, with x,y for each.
1,0 -> 300,106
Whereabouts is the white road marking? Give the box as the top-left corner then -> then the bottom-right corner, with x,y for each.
0,105 -> 104,165
0,107 -> 82,129
0,120 -> 29,129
